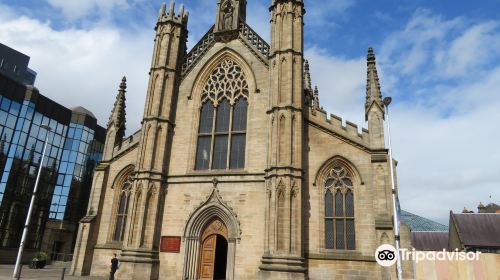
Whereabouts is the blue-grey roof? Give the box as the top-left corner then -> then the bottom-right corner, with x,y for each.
400,210 -> 448,231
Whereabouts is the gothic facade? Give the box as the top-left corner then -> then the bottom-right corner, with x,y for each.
70,1 -> 412,279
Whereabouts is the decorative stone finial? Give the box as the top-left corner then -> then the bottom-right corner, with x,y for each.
159,2 -> 166,17
120,76 -> 127,90
169,1 -> 175,16
179,4 -> 184,16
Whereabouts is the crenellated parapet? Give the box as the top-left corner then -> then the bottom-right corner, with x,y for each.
307,108 -> 371,148
304,48 -> 387,150
157,1 -> 189,27
112,130 -> 142,159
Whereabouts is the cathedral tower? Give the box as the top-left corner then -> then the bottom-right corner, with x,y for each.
116,3 -> 188,280
261,0 -> 307,278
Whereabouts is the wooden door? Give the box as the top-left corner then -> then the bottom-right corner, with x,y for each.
198,219 -> 228,280
199,234 -> 217,279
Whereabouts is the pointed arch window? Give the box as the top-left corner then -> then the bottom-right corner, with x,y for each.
113,176 -> 132,241
195,59 -> 249,170
324,165 -> 355,250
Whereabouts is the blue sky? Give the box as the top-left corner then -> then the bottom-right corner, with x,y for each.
1,0 -> 499,224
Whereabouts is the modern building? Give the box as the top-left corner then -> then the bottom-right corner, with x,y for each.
0,70 -> 105,263
71,1 -> 414,279
0,43 -> 37,86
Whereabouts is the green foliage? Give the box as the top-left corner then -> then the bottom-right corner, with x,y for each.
33,251 -> 48,261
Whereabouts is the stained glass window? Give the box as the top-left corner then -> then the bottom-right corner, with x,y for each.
113,177 -> 131,241
324,164 -> 355,250
195,59 -> 248,170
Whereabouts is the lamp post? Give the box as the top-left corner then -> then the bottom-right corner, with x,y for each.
13,124 -> 52,278
383,97 -> 403,280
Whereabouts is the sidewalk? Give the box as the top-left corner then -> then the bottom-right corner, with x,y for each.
0,265 -> 106,280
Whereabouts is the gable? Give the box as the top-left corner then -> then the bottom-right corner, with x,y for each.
180,40 -> 268,103
181,22 -> 269,80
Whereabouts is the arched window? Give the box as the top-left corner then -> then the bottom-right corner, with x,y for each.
195,59 -> 249,170
113,176 -> 131,241
324,165 -> 355,250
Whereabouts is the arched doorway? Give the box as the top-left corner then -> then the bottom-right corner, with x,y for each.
199,219 -> 228,280
183,187 -> 240,280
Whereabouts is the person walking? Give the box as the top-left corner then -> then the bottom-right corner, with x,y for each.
109,253 -> 119,280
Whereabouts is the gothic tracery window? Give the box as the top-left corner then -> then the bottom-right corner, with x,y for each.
324,165 -> 355,250
113,176 -> 132,241
195,59 -> 249,170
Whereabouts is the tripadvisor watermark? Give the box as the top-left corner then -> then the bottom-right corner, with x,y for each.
375,244 -> 482,267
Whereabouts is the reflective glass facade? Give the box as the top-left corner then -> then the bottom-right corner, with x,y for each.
0,73 -> 104,250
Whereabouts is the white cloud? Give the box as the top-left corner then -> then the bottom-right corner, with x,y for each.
380,12 -> 500,223
305,48 -> 366,127
381,9 -> 500,83
442,21 -> 500,77
306,11 -> 500,224
1,1 -> 499,226
391,68 -> 500,223
306,0 -> 356,26
0,13 -> 151,135
46,0 -> 129,21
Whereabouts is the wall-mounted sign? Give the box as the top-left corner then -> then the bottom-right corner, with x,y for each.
160,236 -> 181,253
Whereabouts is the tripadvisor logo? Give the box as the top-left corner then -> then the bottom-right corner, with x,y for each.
375,244 -> 482,267
375,244 -> 398,267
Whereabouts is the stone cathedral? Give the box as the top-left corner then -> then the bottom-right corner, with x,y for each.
70,1 -> 412,279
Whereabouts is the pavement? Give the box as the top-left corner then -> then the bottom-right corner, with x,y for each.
0,265 -> 106,280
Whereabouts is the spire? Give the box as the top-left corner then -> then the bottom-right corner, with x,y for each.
365,47 -> 384,120
108,76 -> 127,145
313,86 -> 320,111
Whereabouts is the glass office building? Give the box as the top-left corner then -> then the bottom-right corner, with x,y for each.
0,72 -> 105,262
0,43 -> 37,85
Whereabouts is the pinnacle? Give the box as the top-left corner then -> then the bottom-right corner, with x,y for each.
304,59 -> 312,91
108,76 -> 127,145
313,86 -> 320,111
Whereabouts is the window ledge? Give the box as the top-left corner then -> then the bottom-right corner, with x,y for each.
306,251 -> 376,262
186,169 -> 249,176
